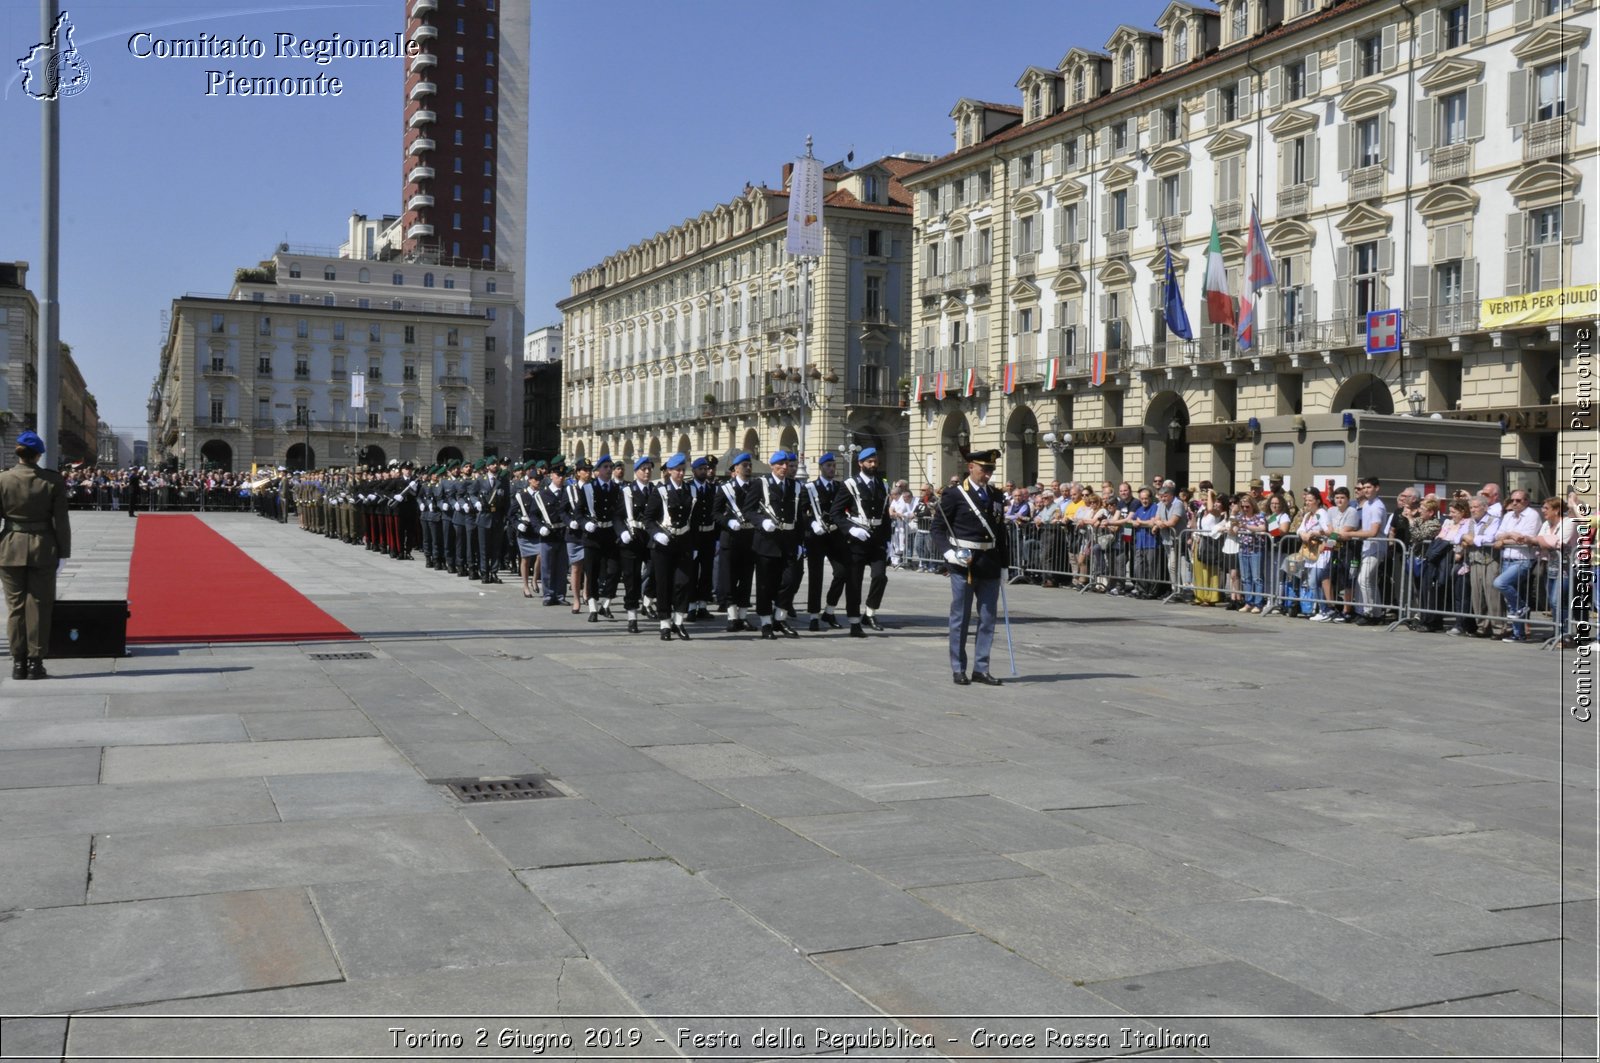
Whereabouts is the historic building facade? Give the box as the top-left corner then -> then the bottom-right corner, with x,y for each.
904,0 -> 1595,492
0,262 -> 100,467
558,157 -> 921,482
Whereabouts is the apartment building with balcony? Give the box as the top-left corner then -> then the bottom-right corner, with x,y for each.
905,0 -> 1595,492
151,243 -> 497,472
558,156 -> 920,481
0,262 -> 100,467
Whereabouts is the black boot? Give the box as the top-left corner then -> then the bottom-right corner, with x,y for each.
849,623 -> 867,638
11,659 -> 26,680
808,617 -> 821,632
776,620 -> 800,638
627,619 -> 640,634
760,624 -> 775,640
865,614 -> 884,632
659,627 -> 673,641
822,612 -> 842,629
26,658 -> 46,680
672,622 -> 691,641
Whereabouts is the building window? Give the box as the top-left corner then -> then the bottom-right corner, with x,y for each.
453,212 -> 462,230
485,76 -> 494,93
443,277 -> 456,289
357,298 -> 369,309
403,363 -> 417,382
1358,116 -> 1382,167
1285,60 -> 1306,101
455,73 -> 464,89
484,409 -> 495,431
486,307 -> 496,320
482,216 -> 492,232
485,366 -> 496,386
1162,105 -> 1180,141
295,358 -> 309,378
368,323 -> 381,342
484,133 -> 494,149
1535,60 -> 1567,121
447,327 -> 459,346
453,130 -> 464,147
1112,188 -> 1128,231
402,413 -> 416,431
1120,47 -> 1135,85
403,325 -> 415,344
1073,68 -> 1085,102
323,266 -> 335,281
1221,85 -> 1238,122
1174,22 -> 1189,62
486,22 -> 495,37
453,157 -> 463,173
1112,122 -> 1128,154
211,312 -> 225,333
1160,174 -> 1181,218
1354,241 -> 1380,321
445,406 -> 458,430
423,272 -> 434,288
258,397 -> 270,420
210,398 -> 224,424
296,404 -> 309,426
288,293 -> 301,305
358,268 -> 370,283
453,184 -> 462,201
288,262 -> 301,278
864,275 -> 882,317
1106,292 -> 1124,350
368,361 -> 382,381
323,295 -> 334,307
333,322 -> 345,341
296,319 -> 308,339
392,272 -> 404,285
1444,3 -> 1469,48
455,45 -> 464,61
1440,91 -> 1468,146
1359,34 -> 1382,78
485,49 -> 494,65
258,356 -> 272,374
1231,2 -> 1247,42
1533,206 -> 1562,245
1063,138 -> 1078,168
484,105 -> 494,121
258,316 -> 271,336
1436,260 -> 1463,306
454,101 -> 464,118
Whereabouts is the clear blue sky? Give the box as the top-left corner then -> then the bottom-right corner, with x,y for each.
0,0 -> 1172,437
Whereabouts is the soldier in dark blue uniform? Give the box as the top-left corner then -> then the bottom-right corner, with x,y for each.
799,451 -> 847,632
560,459 -> 594,615
616,456 -> 655,633
644,453 -> 697,640
831,445 -> 892,637
477,456 -> 509,584
714,452 -> 757,633
931,448 -> 1009,686
526,461 -> 568,606
745,449 -> 804,639
585,455 -> 622,620
688,455 -> 718,620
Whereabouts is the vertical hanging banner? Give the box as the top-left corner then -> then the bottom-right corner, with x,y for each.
1089,351 -> 1107,387
1002,363 -> 1016,395
785,153 -> 825,258
351,372 -> 366,409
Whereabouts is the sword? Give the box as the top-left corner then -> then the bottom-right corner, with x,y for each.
998,569 -> 1018,677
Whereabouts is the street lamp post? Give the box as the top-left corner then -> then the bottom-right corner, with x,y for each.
304,411 -> 313,472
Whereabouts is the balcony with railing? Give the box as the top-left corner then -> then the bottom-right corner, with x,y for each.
410,0 -> 437,14
1430,142 -> 1472,183
331,368 -> 348,380
437,375 -> 470,388
1105,231 -> 1130,258
1013,333 -> 1038,359
202,362 -> 236,377
407,193 -> 435,211
408,108 -> 436,129
1277,184 -> 1310,217
1013,252 -> 1038,277
408,80 -> 436,101
205,417 -> 243,429
1524,116 -> 1571,162
844,387 -> 902,408
1215,201 -> 1243,231
1348,165 -> 1385,201
408,52 -> 435,73
408,136 -> 435,156
1056,242 -> 1081,267
855,306 -> 894,326
253,418 -> 277,431
915,340 -> 986,376
405,223 -> 435,239
410,24 -> 438,42
432,423 -> 474,437
407,164 -> 435,184
1406,300 -> 1479,339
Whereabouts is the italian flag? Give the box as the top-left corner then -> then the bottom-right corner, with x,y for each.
1203,216 -> 1235,329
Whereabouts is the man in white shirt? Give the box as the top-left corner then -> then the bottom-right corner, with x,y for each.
1492,489 -> 1542,642
1463,493 -> 1504,638
1346,476 -> 1389,624
1480,482 -> 1504,519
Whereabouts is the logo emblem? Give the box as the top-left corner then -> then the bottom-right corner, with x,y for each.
17,12 -> 91,100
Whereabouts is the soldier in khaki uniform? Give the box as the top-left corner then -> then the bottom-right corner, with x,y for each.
0,430 -> 71,679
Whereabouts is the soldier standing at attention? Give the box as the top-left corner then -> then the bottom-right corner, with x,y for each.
616,456 -> 655,633
0,430 -> 71,680
688,456 -> 718,620
561,459 -> 594,615
645,453 -> 697,641
585,455 -> 622,621
800,451 -> 846,631
832,446 -> 892,637
746,449 -> 804,639
932,449 -> 1009,687
714,452 -> 757,632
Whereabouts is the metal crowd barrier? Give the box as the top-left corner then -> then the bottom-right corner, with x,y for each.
1395,537 -> 1568,646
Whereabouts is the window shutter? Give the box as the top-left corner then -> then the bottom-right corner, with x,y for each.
1180,171 -> 1192,215
1303,135 -> 1320,185
1337,39 -> 1354,85
1416,9 -> 1437,58
1032,217 -> 1044,253
1447,223 -> 1467,261
1563,201 -> 1585,244
1508,70 -> 1529,133
1145,178 -> 1159,221
1567,62 -> 1588,126
1054,207 -> 1067,247
1279,143 -> 1294,188
1259,283 -> 1278,340
1008,158 -> 1019,189
1460,258 -> 1478,308
1238,76 -> 1254,117
1378,238 -> 1394,275
1075,325 -> 1087,353
1078,214 -> 1091,243
1305,53 -> 1320,98
1101,192 -> 1114,235
1032,149 -> 1043,179
1206,87 -> 1219,129
1337,123 -> 1353,174
1539,244 -> 1564,290
1504,213 -> 1525,296
1333,247 -> 1349,317
1380,24 -> 1398,73
1012,219 -> 1022,253
1382,119 -> 1396,171
1148,107 -> 1164,144
1512,0 -> 1532,26
1012,309 -> 1022,335
1267,66 -> 1282,110
1053,141 -> 1064,172
1415,98 -> 1434,162
1410,265 -> 1432,324
1303,284 -> 1317,328
1127,183 -> 1140,228
1466,83 -> 1486,141
1047,326 -> 1061,356
1468,0 -> 1485,42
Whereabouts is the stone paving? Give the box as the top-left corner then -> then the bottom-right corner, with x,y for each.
0,511 -> 1594,1061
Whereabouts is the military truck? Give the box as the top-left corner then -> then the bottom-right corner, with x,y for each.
1252,412 -> 1549,500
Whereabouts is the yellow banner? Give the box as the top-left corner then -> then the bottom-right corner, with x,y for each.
1480,284 -> 1600,329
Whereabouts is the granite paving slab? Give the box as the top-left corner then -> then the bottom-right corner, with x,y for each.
241,709 -> 380,741
776,751 -> 985,801
87,813 -> 507,902
0,746 -> 101,790
518,860 -> 726,914
1431,938 -> 1594,1009
99,736 -> 413,783
0,778 -> 277,840
0,887 -> 341,1015
0,693 -> 106,721
563,769 -> 737,815
701,773 -> 882,818
776,810 -> 988,862
571,705 -> 726,747
1281,883 -> 1558,954
464,796 -> 663,868
104,689 -> 355,717
0,1017 -> 66,1059
621,806 -> 828,871
1144,897 -> 1507,1013
861,852 -> 1042,890
0,714 -> 247,751
912,876 -> 1228,984
1257,783 -> 1490,838
514,736 -> 667,776
1380,991 -> 1592,1060
0,834 -> 89,912
1011,842 -> 1259,911
940,764 -> 1142,812
265,771 -> 453,820
640,741 -> 794,779
308,870 -> 580,978
814,935 -> 1148,1060
63,960 -> 657,1058
888,795 -> 1102,853
704,859 -> 968,955
398,738 -> 543,778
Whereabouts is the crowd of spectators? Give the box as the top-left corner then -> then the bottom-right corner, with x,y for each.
882,472 -> 1592,648
54,468 -> 259,512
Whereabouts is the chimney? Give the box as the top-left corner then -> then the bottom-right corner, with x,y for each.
781,162 -> 793,190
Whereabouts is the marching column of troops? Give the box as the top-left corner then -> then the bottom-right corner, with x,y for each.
287,446 -> 908,641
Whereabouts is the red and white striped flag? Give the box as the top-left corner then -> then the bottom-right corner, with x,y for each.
1002,363 -> 1016,395
1089,351 -> 1107,387
963,368 -> 979,397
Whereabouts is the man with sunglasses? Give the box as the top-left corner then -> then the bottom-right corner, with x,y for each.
1492,489 -> 1541,642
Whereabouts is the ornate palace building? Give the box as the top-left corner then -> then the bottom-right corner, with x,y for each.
904,0 -> 1594,491
558,156 -> 922,482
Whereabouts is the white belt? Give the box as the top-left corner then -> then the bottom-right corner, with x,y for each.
697,523 -> 717,532
662,526 -> 689,537
951,537 -> 995,550
771,522 -> 796,531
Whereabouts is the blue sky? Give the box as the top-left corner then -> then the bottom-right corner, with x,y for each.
0,0 -> 1172,436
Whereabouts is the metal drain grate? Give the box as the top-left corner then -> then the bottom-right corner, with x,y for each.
308,651 -> 375,660
434,775 -> 565,803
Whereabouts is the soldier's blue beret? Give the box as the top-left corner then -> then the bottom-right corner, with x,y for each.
817,451 -> 837,465
858,446 -> 878,461
730,452 -> 752,466
595,454 -> 614,467
769,450 -> 795,465
634,455 -> 654,471
691,456 -> 711,470
15,430 -> 44,454
664,453 -> 687,470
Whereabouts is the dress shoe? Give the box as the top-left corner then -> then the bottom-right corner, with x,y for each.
599,603 -> 615,620
952,672 -> 971,685
776,621 -> 800,638
760,624 -> 776,640
587,611 -> 600,623
849,623 -> 867,638
11,659 -> 26,680
726,619 -> 743,633
672,623 -> 691,641
865,614 -> 884,632
659,628 -> 673,641
822,612 -> 841,629
26,658 -> 46,680
808,617 -> 822,632
971,671 -> 1003,686
627,619 -> 640,634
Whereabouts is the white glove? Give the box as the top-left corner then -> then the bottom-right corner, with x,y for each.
849,526 -> 871,542
516,522 -> 529,534
568,519 -> 579,530
393,494 -> 403,503
761,518 -> 777,533
810,520 -> 826,537
653,531 -> 670,546
943,548 -> 964,565
473,499 -> 484,512
538,525 -> 550,537
620,530 -> 633,545
727,518 -> 741,531
583,520 -> 597,533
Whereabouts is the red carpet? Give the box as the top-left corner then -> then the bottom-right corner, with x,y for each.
128,515 -> 358,645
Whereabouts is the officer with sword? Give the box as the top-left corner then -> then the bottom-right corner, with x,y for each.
931,448 -> 1013,686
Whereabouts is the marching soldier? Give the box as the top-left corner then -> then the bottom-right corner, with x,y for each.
560,459 -> 595,614
529,461 -> 569,606
832,445 -> 892,637
454,461 -> 480,578
420,468 -> 442,567
478,456 -> 508,584
584,455 -> 623,621
645,453 -> 697,640
394,461 -> 420,560
931,448 -> 1009,687
688,455 -> 718,620
714,452 -> 757,633
616,456 -> 655,633
745,449 -> 804,639
800,451 -> 846,632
